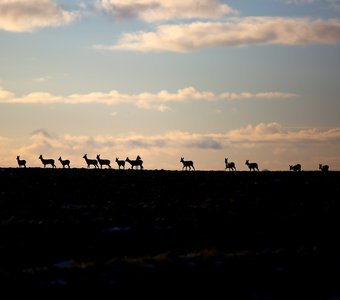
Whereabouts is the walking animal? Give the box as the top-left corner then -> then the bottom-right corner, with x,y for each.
180,157 -> 195,171
58,157 -> 70,168
225,158 -> 236,171
83,154 -> 99,168
96,154 -> 111,169
245,160 -> 259,171
39,155 -> 56,168
115,158 -> 125,169
126,157 -> 144,169
16,156 -> 26,168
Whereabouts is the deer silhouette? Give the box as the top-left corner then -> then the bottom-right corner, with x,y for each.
289,164 -> 301,172
180,157 -> 195,171
83,154 -> 99,168
225,158 -> 236,171
16,156 -> 26,168
319,164 -> 329,173
126,157 -> 143,169
39,155 -> 56,168
245,160 -> 259,171
96,154 -> 111,169
115,158 -> 125,169
58,157 -> 70,168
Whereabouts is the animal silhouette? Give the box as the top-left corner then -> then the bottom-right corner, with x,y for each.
319,164 -> 329,173
39,155 -> 56,168
126,157 -> 143,169
96,154 -> 111,169
180,157 -> 195,170
83,154 -> 99,168
115,158 -> 125,169
289,164 -> 301,172
58,157 -> 70,168
225,158 -> 236,171
245,160 -> 259,171
16,156 -> 26,168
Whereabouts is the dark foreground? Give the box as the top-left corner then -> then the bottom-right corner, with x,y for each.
0,168 -> 340,297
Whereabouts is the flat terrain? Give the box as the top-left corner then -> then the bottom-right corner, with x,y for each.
0,168 -> 340,297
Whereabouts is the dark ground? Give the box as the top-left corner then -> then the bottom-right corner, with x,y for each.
0,168 -> 340,297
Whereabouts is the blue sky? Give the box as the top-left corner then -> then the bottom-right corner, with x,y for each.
1,0 -> 340,170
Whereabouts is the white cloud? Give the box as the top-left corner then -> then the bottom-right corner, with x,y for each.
94,17 -> 340,52
0,0 -> 78,32
95,0 -> 234,22
0,86 -> 298,111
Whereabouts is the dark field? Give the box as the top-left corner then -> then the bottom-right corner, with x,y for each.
1,168 -> 340,297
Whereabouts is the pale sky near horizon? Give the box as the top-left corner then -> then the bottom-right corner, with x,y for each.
1,0 -> 340,170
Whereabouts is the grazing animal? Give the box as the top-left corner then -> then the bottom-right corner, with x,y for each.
289,164 -> 301,172
83,154 -> 99,168
96,154 -> 111,169
39,155 -> 56,168
180,157 -> 195,171
319,164 -> 329,173
115,158 -> 125,169
245,160 -> 259,171
58,157 -> 70,168
125,157 -> 144,169
16,156 -> 26,168
225,158 -> 236,171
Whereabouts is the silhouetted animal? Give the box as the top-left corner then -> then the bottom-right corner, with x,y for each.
83,154 -> 99,168
180,157 -> 195,170
96,154 -> 111,169
289,164 -> 301,172
225,158 -> 236,171
245,160 -> 259,171
16,156 -> 26,168
319,164 -> 329,173
58,157 -> 70,168
126,157 -> 143,169
116,158 -> 125,169
39,155 -> 56,168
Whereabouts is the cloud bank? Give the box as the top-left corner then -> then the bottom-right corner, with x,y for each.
95,0 -> 234,22
95,17 -> 340,52
0,86 -> 298,111
0,0 -> 78,32
2,123 -> 340,169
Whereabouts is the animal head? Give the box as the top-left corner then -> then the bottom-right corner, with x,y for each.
39,154 -> 43,159
83,154 -> 87,158
245,160 -> 249,164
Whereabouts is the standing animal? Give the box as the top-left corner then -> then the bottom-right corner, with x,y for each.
319,164 -> 329,173
96,154 -> 111,169
289,164 -> 301,172
245,160 -> 259,171
180,157 -> 195,171
225,158 -> 236,171
16,156 -> 26,168
115,158 -> 125,169
83,154 -> 99,168
39,155 -> 56,168
58,157 -> 70,168
125,157 -> 144,169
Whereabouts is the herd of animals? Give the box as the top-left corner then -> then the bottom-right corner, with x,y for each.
14,155 -> 330,172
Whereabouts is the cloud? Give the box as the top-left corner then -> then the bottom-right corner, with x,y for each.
95,0 -> 234,22
0,0 -> 78,32
0,86 -> 298,111
94,17 -> 340,52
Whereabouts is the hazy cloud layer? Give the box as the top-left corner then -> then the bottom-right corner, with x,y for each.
0,86 -> 298,111
95,0 -> 234,22
0,0 -> 78,32
95,17 -> 340,52
2,123 -> 340,168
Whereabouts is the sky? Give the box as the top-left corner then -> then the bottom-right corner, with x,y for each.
1,0 -> 340,170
